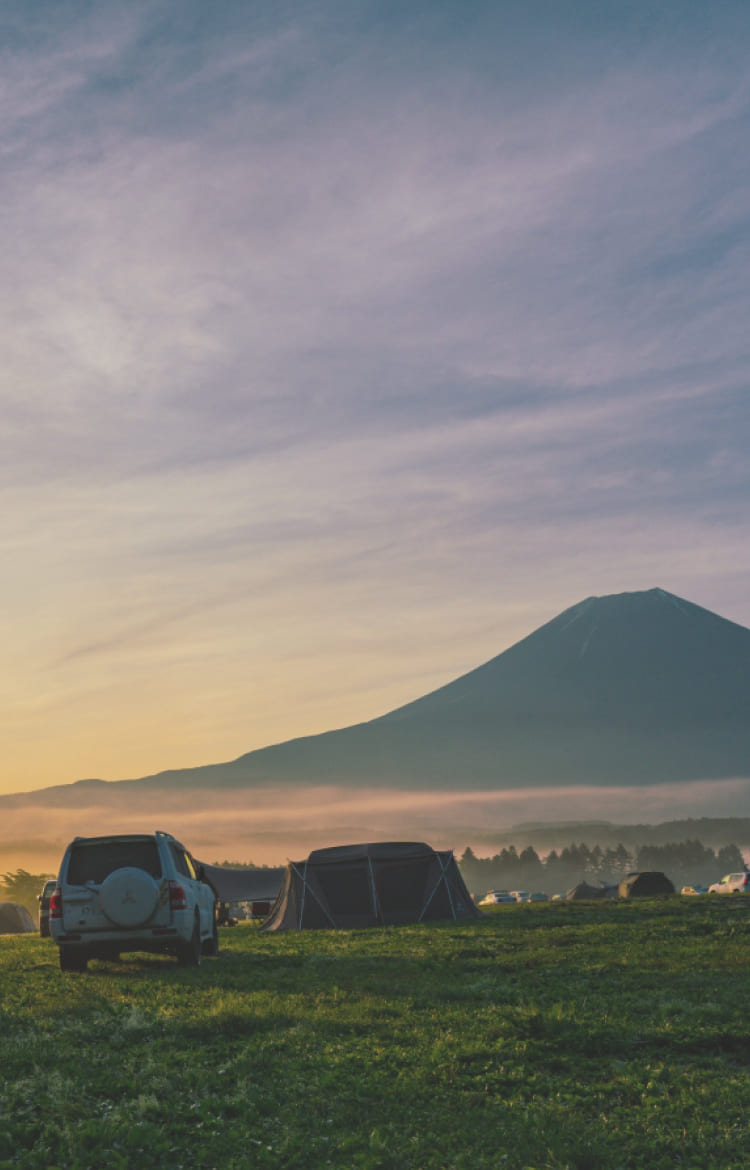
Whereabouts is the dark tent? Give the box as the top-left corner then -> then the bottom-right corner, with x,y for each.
618,871 -> 675,898
565,882 -> 608,901
197,863 -> 285,906
566,882 -> 619,901
0,902 -> 36,934
262,841 -> 479,931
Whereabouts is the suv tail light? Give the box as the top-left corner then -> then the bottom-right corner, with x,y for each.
168,881 -> 187,911
49,889 -> 63,919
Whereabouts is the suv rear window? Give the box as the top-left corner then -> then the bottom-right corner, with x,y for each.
169,843 -> 193,878
66,839 -> 162,885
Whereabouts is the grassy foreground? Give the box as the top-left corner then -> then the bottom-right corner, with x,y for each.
1,897 -> 749,1170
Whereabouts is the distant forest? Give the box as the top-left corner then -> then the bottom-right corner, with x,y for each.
473,817 -> 750,854
458,840 -> 746,897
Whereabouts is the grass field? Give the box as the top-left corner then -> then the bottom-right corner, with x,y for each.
1,897 -> 749,1169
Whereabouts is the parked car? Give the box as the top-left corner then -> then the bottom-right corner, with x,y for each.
527,892 -> 549,902
478,890 -> 516,906
510,890 -> 530,903
49,830 -> 218,972
708,872 -> 750,895
680,884 -> 708,896
37,878 -> 57,937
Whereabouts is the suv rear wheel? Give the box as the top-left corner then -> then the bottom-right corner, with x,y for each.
60,946 -> 88,973
177,915 -> 202,967
201,916 -> 219,958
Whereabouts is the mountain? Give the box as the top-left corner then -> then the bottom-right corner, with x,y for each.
4,586 -> 750,808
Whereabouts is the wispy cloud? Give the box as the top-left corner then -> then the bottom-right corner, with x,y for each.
1,1 -> 750,793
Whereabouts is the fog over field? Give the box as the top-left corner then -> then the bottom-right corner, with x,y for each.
5,777 -> 750,875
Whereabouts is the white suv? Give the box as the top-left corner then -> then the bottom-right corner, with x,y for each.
49,831 -> 218,972
708,871 -> 750,895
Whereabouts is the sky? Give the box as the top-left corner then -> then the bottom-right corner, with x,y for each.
2,0 -> 750,802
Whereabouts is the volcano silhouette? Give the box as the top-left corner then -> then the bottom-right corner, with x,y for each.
5,587 -> 750,807
128,586 -> 750,793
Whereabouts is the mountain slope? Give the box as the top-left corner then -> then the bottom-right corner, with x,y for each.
210,586 -> 750,790
4,587 -> 750,804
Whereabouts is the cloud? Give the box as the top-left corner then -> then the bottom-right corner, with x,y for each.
1,2 -> 750,792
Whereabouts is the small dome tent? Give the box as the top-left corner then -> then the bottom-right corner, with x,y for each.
0,902 -> 36,934
262,841 -> 479,931
565,882 -> 608,901
618,871 -> 675,898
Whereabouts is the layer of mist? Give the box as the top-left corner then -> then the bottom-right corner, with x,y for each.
5,777 -> 750,875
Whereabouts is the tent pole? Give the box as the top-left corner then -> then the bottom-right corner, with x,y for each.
294,861 -> 307,930
441,852 -> 457,920
367,855 -> 381,924
292,860 -> 337,928
419,852 -> 456,922
419,854 -> 447,922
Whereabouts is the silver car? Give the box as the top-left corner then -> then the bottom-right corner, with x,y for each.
708,871 -> 750,895
49,830 -> 218,972
478,890 -> 516,906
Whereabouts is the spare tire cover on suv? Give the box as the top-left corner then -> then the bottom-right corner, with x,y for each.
100,867 -> 160,927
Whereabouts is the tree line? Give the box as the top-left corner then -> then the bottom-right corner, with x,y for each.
1,869 -> 54,916
458,839 -> 746,898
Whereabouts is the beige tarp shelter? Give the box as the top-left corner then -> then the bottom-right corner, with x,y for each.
618,871 -> 675,898
262,841 -> 479,931
197,863 -> 285,905
0,902 -> 36,934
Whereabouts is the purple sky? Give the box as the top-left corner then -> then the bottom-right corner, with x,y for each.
2,1 -> 750,795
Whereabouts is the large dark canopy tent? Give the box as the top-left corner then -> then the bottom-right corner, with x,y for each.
262,841 -> 478,931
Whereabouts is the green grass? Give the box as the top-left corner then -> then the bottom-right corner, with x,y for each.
2,897 -> 749,1169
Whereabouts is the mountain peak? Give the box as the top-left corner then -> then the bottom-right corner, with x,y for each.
551,586 -> 729,633
366,586 -> 750,786
567,586 -> 689,609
